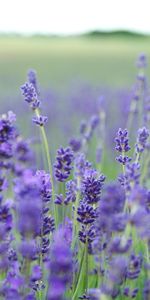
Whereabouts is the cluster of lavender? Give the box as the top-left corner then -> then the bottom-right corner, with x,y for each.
0,55 -> 150,300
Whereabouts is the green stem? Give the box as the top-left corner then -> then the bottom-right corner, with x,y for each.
35,109 -> 58,227
126,100 -> 137,133
122,151 -> 128,213
72,177 -> 80,249
85,236 -> 89,292
72,228 -> 89,299
72,246 -> 86,299
141,150 -> 150,184
146,243 -> 149,263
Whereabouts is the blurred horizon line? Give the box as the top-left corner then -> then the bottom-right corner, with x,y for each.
0,29 -> 150,38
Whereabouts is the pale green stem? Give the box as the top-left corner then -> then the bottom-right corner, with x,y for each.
122,150 -> 128,212
141,150 -> 150,184
72,245 -> 86,300
72,176 -> 80,249
126,100 -> 137,133
85,235 -> 89,293
35,109 -> 58,227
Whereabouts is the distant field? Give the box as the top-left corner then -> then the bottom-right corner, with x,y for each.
0,34 -> 149,172
0,35 -> 150,98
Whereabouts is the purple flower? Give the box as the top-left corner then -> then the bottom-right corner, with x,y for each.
21,82 -> 37,103
90,115 -> 99,130
14,170 -> 42,237
27,69 -> 39,95
32,115 -> 48,126
79,294 -> 90,299
0,289 -> 22,300
80,115 -> 99,143
48,228 -> 72,300
127,253 -> 142,280
101,183 -> 125,214
14,139 -> 34,163
35,170 -> 54,257
77,202 -> 96,225
36,170 -> 52,203
137,53 -> 147,69
63,218 -> 73,246
0,111 -> 17,143
19,240 -> 38,260
106,256 -> 127,286
65,180 -> 77,204
108,237 -> 132,254
124,287 -> 139,298
55,194 -> 64,205
21,82 -> 40,109
129,207 -> 150,240
69,137 -> 81,152
81,171 -> 105,204
143,280 -> 150,300
30,265 -> 42,288
0,142 -> 13,159
136,127 -> 149,153
0,202 -> 12,231
100,257 -> 127,298
115,128 -> 130,153
42,215 -> 55,236
115,128 -> 131,165
54,147 -> 74,182
79,224 -> 95,252
0,173 -> 8,192
128,186 -> 148,208
119,162 -> 140,190
24,294 -> 36,300
74,153 -> 92,178
116,155 -> 131,165
95,184 -> 126,234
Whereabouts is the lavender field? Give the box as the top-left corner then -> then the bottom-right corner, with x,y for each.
0,36 -> 150,300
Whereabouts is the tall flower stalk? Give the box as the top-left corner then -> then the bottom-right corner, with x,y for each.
21,76 -> 57,227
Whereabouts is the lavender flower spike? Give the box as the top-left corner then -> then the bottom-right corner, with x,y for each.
21,82 -> 37,104
115,128 -> 131,165
136,127 -> 149,153
32,115 -> 48,127
21,82 -> 40,109
27,69 -> 40,95
137,53 -> 147,69
115,128 -> 131,153
54,147 -> 74,182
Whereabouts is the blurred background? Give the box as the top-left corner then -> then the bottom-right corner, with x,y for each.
0,0 -> 150,176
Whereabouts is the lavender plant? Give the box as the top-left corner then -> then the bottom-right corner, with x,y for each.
0,55 -> 150,300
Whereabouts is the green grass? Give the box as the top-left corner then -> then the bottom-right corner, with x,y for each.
0,35 -> 150,97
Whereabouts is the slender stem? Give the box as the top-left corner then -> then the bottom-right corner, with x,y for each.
126,100 -> 137,133
85,235 -> 89,292
35,109 -> 58,227
141,150 -> 150,184
72,246 -> 86,300
146,242 -> 150,278
72,177 -> 80,249
122,150 -> 128,213
135,148 -> 141,164
72,239 -> 89,299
